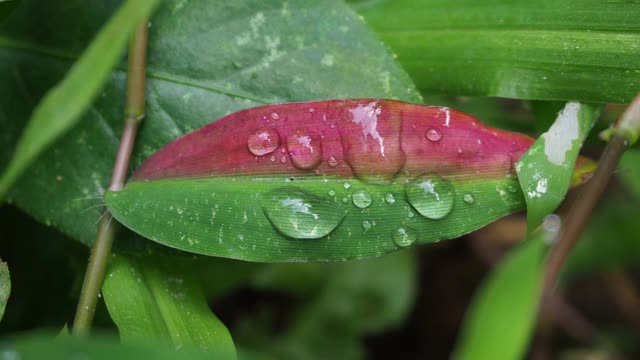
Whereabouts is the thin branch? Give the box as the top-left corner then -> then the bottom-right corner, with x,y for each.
72,20 -> 149,336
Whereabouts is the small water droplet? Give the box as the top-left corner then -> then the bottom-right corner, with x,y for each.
287,132 -> 322,169
352,190 -> 372,208
343,182 -> 351,189
362,220 -> 372,230
385,193 -> 396,204
405,174 -> 455,219
328,189 -> 336,196
393,227 -> 417,247
328,156 -> 339,167
271,112 -> 280,120
463,193 -> 474,204
248,128 -> 280,156
270,155 -> 276,162
280,155 -> 287,163
261,187 -> 344,239
425,128 -> 443,142
457,147 -> 463,154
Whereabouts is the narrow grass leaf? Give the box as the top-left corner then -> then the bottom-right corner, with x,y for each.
453,236 -> 547,360
0,261 -> 9,321
516,102 -> 600,229
102,253 -> 236,358
0,0 -> 161,200
352,0 -> 640,103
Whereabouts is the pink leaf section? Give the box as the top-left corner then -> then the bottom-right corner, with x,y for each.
132,99 -> 535,182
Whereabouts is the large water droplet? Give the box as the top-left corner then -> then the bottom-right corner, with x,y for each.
425,128 -> 443,142
248,128 -> 279,156
405,174 -> 455,219
392,227 -> 417,247
261,187 -> 344,239
287,132 -> 322,170
352,190 -> 372,208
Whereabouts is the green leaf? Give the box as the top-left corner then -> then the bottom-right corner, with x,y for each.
0,0 -> 419,248
0,260 -> 10,321
618,149 -> 640,199
516,102 -> 600,228
101,253 -> 236,358
352,0 -> 640,103
0,332 -> 231,360
0,0 -> 161,201
453,236 -> 547,360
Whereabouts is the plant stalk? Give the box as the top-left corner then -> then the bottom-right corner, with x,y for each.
72,20 -> 149,336
543,133 -> 628,296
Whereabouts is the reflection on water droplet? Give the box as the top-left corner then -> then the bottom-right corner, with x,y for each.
287,132 -> 322,169
328,189 -> 336,196
463,193 -> 474,204
405,174 -> 455,219
280,155 -> 287,163
343,182 -> 351,189
457,147 -> 463,154
385,193 -> 396,204
362,220 -> 372,230
270,155 -> 276,162
271,112 -> 280,120
248,128 -> 280,156
393,227 -> 417,247
328,156 -> 339,167
261,187 -> 344,239
425,128 -> 443,142
352,190 -> 372,208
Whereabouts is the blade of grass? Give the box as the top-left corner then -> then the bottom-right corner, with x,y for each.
0,0 -> 160,201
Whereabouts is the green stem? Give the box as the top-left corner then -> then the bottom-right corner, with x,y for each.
72,20 -> 149,336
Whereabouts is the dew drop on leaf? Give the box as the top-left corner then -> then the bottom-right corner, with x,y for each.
352,190 -> 373,208
384,192 -> 396,204
425,128 -> 443,142
362,220 -> 372,230
260,187 -> 344,239
405,174 -> 455,219
392,227 -> 417,247
328,156 -> 339,167
463,193 -> 474,204
287,132 -> 322,169
247,128 -> 280,156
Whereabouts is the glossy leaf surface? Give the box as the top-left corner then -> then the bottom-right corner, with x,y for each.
0,0 -> 418,248
102,253 -> 236,357
106,99 -> 558,261
352,0 -> 640,103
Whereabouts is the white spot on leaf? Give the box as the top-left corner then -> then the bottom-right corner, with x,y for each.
542,102 -> 581,165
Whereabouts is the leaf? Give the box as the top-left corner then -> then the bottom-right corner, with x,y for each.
352,0 -> 640,103
0,332 -> 231,360
618,149 -> 640,199
0,261 -> 10,321
104,99 -> 560,261
516,102 -> 600,229
0,0 -> 161,201
452,236 -> 547,360
101,253 -> 236,358
0,0 -> 419,248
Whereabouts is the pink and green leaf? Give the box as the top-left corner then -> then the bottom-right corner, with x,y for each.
105,99 -> 592,262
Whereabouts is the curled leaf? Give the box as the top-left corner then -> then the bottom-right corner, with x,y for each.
105,99 -> 591,261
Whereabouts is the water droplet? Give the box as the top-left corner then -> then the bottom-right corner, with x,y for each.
280,155 -> 287,163
362,220 -> 372,230
287,132 -> 322,169
543,214 -> 562,244
392,227 -> 417,247
457,147 -> 463,154
405,174 -> 455,219
425,128 -> 443,142
328,156 -> 339,167
328,189 -> 336,196
248,128 -> 279,156
261,187 -> 344,239
352,190 -> 372,208
385,193 -> 396,204
271,112 -> 280,120
343,182 -> 351,189
463,193 -> 474,204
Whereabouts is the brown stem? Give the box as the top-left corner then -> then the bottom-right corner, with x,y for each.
72,20 -> 149,336
543,134 -> 628,297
